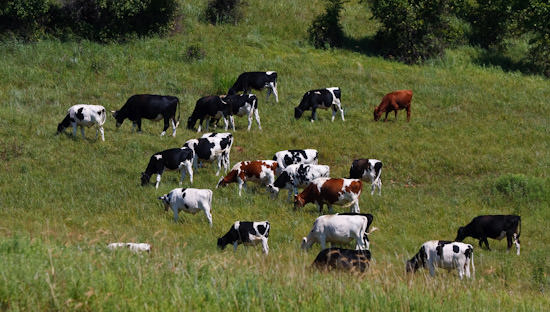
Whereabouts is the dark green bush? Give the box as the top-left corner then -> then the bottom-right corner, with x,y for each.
492,174 -> 546,201
520,1 -> 550,77
464,0 -> 514,50
0,0 -> 52,40
204,0 -> 245,25
308,0 -> 345,49
184,45 -> 206,62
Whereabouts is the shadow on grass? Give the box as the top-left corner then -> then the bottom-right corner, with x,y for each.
472,50 -> 535,75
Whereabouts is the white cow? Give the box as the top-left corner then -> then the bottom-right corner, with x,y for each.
301,213 -> 376,250
267,164 -> 330,201
107,243 -> 151,252
57,104 -> 107,141
159,188 -> 213,226
406,240 -> 475,279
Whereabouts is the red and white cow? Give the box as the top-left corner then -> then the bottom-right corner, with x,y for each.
216,160 -> 278,196
294,178 -> 363,213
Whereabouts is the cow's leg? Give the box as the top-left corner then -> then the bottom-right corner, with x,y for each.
320,236 -> 326,250
482,237 -> 491,250
377,179 -> 382,195
371,182 -> 376,195
261,237 -> 269,255
458,265 -> 464,280
271,82 -> 278,102
233,241 -> 239,251
197,119 -> 203,132
316,202 -> 323,214
223,115 -> 229,131
132,122 -> 137,132
171,118 -> 177,137
160,117 -> 169,136
98,126 -> 105,141
203,205 -> 212,227
238,179 -> 244,196
352,201 -> 360,213
286,189 -> 293,202
266,87 -> 272,102
465,259 -> 471,278
80,125 -> 86,139
179,167 -> 186,185
155,174 -> 162,189
406,105 -> 411,122
254,108 -> 261,130
311,108 -> 317,122
70,123 -> 77,138
136,119 -> 142,133
513,233 -> 520,255
215,155 -> 222,176
428,260 -> 436,277
328,204 -> 334,214
173,209 -> 179,223
185,161 -> 193,183
394,110 -> 398,121
383,111 -> 390,122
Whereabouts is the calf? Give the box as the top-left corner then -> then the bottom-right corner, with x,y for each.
187,95 -> 231,132
294,87 -> 344,122
216,160 -> 278,196
228,71 -> 278,103
221,94 -> 261,131
349,159 -> 383,195
301,213 -> 375,250
455,215 -> 521,255
112,94 -> 180,136
140,147 -> 194,189
267,164 -> 330,201
373,90 -> 413,122
107,243 -> 151,253
57,104 -> 107,141
183,132 -> 233,176
312,247 -> 371,273
406,240 -> 475,279
159,188 -> 213,226
217,221 -> 271,254
294,178 -> 363,214
272,149 -> 318,174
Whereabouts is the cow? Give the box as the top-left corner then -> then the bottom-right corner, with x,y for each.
217,221 -> 271,254
406,240 -> 475,279
312,247 -> 371,273
301,213 -> 376,251
272,149 -> 318,174
220,94 -> 261,131
140,147 -> 194,189
216,160 -> 278,196
183,133 -> 233,176
349,159 -> 383,195
187,95 -> 232,132
158,188 -> 213,226
57,104 -> 107,141
294,178 -> 363,214
107,243 -> 151,253
267,164 -> 330,201
373,89 -> 413,122
455,215 -> 521,255
294,87 -> 344,122
111,94 -> 180,136
227,71 -> 278,103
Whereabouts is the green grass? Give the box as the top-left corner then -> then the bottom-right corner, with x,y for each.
1,0 -> 550,310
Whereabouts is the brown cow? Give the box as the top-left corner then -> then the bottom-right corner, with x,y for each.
294,178 -> 363,213
216,160 -> 278,196
373,90 -> 413,122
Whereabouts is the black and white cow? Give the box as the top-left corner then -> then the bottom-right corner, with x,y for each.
107,243 -> 151,253
406,240 -> 475,279
301,213 -> 376,250
349,159 -> 383,195
57,104 -> 107,141
455,215 -> 521,255
187,95 -> 232,132
312,247 -> 371,273
141,147 -> 194,189
221,94 -> 261,131
272,149 -> 318,174
294,87 -> 344,122
159,188 -> 213,226
217,221 -> 271,254
183,132 -> 233,176
112,94 -> 180,137
228,71 -> 278,103
267,164 -> 330,201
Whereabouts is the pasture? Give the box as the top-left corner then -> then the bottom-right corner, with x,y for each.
1,0 -> 550,310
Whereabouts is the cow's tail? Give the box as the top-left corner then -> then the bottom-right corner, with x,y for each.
175,98 -> 181,128
517,216 -> 521,239
99,108 -> 107,126
366,227 -> 379,235
342,198 -> 358,208
470,248 -> 475,279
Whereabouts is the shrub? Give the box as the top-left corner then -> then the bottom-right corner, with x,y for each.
520,1 -> 550,77
308,0 -> 346,49
204,0 -> 245,25
492,174 -> 546,201
464,0 -> 514,50
0,0 -> 52,40
184,45 -> 206,62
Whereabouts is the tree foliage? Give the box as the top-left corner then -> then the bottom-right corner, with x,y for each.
308,0 -> 346,49
204,0 -> 245,25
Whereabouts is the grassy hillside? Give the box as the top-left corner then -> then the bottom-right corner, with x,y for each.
1,0 -> 550,310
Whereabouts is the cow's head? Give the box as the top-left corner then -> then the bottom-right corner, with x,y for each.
158,195 -> 170,211
405,258 -> 419,273
294,107 -> 304,119
141,172 -> 151,186
111,110 -> 124,127
266,184 -> 279,195
301,237 -> 309,250
217,237 -> 227,250
373,107 -> 381,121
216,177 -> 228,188
294,195 -> 306,209
187,116 -> 196,130
455,226 -> 466,242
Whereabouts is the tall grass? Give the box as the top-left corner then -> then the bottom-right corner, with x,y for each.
1,0 -> 549,310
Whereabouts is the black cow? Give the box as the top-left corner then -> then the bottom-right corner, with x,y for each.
228,71 -> 278,103
141,147 -> 194,189
187,96 -> 232,132
294,87 -> 344,122
455,215 -> 521,255
312,247 -> 371,273
349,159 -> 383,195
217,221 -> 270,254
112,94 -> 180,137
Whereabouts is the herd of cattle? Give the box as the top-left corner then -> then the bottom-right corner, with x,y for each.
56,71 -> 521,277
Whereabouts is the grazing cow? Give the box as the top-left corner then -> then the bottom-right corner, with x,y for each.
349,159 -> 383,195
455,215 -> 521,255
107,243 -> 151,253
267,164 -> 330,201
217,221 -> 271,254
158,188 -> 213,226
294,87 -> 344,122
216,160 -> 278,196
141,147 -> 194,189
228,71 -> 278,103
272,149 -> 318,174
294,178 -> 363,214
187,95 -> 231,132
221,94 -> 261,131
406,240 -> 475,279
112,94 -> 180,136
373,89 -> 413,122
312,247 -> 371,273
183,132 -> 233,176
57,104 -> 107,141
301,213 -> 375,250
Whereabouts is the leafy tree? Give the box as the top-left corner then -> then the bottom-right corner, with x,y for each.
521,0 -> 550,77
308,0 -> 346,49
204,0 -> 245,25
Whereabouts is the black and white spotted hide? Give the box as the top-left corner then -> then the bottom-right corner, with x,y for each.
294,87 -> 344,122
406,240 -> 475,279
349,159 -> 383,195
217,221 -> 271,254
57,104 -> 107,141
272,149 -> 318,174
